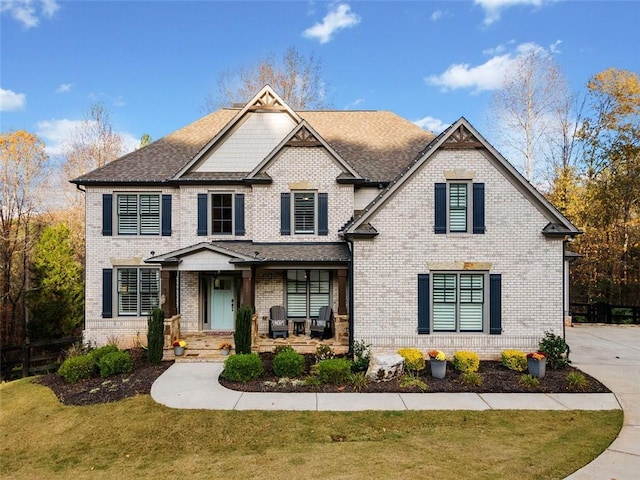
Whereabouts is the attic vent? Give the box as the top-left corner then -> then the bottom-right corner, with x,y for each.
442,125 -> 483,149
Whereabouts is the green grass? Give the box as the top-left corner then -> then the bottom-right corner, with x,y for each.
0,378 -> 622,480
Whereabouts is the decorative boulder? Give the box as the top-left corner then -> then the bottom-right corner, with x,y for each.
366,354 -> 404,382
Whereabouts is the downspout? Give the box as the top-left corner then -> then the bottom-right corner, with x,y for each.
346,237 -> 354,357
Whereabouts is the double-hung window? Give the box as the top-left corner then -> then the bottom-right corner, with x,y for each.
211,193 -> 233,234
448,183 -> 468,232
117,194 -> 160,235
117,268 -> 160,316
286,270 -> 330,318
434,182 -> 485,234
433,272 -> 484,332
294,192 -> 316,234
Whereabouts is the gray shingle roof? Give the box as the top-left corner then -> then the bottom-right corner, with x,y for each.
71,108 -> 433,185
214,241 -> 351,263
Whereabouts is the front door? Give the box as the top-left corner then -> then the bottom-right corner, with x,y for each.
210,277 -> 235,331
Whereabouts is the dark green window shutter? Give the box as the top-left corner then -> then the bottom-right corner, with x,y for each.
161,194 -> 172,236
197,193 -> 207,236
280,192 -> 291,235
102,269 -> 113,318
418,274 -> 430,334
102,194 -> 113,236
473,183 -> 485,234
234,194 -> 245,236
434,183 -> 446,234
318,193 -> 328,236
489,273 -> 502,334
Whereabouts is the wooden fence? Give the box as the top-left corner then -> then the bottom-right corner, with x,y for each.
1,336 -> 82,381
570,303 -> 640,325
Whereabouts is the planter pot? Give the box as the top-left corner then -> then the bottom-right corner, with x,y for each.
220,349 -> 230,356
430,359 -> 447,379
173,346 -> 185,356
527,357 -> 546,378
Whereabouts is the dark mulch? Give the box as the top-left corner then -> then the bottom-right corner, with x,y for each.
219,353 -> 611,394
34,348 -> 173,406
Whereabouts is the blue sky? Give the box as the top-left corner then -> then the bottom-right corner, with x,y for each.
1,0 -> 639,160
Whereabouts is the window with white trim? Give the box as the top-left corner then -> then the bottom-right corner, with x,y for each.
117,268 -> 160,316
293,192 -> 316,234
448,183 -> 468,233
117,193 -> 161,235
433,272 -> 485,332
286,270 -> 330,318
211,193 -> 233,234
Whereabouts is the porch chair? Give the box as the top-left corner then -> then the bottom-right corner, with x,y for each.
310,306 -> 333,340
269,305 -> 289,339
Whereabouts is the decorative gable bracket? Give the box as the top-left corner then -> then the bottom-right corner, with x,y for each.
441,124 -> 483,149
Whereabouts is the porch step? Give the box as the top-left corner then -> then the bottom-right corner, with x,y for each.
163,347 -> 234,363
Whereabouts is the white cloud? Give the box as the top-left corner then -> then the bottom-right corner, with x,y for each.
0,87 -> 26,111
0,0 -> 60,28
55,83 -> 73,94
430,10 -> 448,21
426,41 -> 556,92
474,0 -> 546,26
344,98 -> 365,109
413,116 -> 450,134
303,3 -> 361,44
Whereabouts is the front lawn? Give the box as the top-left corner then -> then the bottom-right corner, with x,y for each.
0,378 -> 622,480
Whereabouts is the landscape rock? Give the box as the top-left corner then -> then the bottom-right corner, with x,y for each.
366,354 -> 404,382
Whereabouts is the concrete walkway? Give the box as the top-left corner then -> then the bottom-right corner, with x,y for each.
151,325 -> 639,478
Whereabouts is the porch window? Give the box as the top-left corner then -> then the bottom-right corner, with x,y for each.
117,268 -> 160,316
286,270 -> 330,318
117,194 -> 161,235
433,272 -> 484,332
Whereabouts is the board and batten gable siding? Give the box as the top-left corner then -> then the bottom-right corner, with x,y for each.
194,112 -> 297,172
251,146 -> 355,242
351,148 -> 565,358
83,186 -> 182,346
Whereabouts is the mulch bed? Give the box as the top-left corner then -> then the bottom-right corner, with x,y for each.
219,352 -> 611,394
35,350 -> 610,407
35,348 -> 173,406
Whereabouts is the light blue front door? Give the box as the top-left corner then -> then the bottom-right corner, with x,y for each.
210,278 -> 235,330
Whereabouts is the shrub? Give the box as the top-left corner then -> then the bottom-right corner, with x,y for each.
221,353 -> 264,383
89,345 -> 119,365
147,307 -> 165,365
58,354 -> 95,383
453,351 -> 480,373
63,340 -> 89,360
315,344 -> 335,363
234,306 -> 253,355
400,372 -> 428,391
501,349 -> 527,372
538,331 -> 571,369
316,358 -> 351,384
351,339 -> 371,373
397,348 -> 426,372
273,350 -> 305,378
461,371 -> 483,387
273,345 -> 295,356
519,374 -> 540,389
98,350 -> 133,377
350,372 -> 370,392
566,371 -> 589,390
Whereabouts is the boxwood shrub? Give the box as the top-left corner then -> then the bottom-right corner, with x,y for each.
273,350 -> 305,378
221,353 -> 264,383
89,345 -> 119,365
58,354 -> 95,383
316,358 -> 351,384
98,350 -> 133,377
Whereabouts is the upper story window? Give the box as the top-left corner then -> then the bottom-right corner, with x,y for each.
294,192 -> 316,234
434,182 -> 485,235
197,192 -> 245,237
211,193 -> 233,234
117,194 -> 160,235
448,183 -> 468,232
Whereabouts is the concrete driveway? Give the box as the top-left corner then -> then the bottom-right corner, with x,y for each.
565,325 -> 640,480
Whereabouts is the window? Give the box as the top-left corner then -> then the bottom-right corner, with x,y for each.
117,194 -> 160,235
433,273 -> 484,332
448,183 -> 468,232
211,193 -> 233,234
286,270 -> 330,318
294,192 -> 316,234
117,268 -> 160,316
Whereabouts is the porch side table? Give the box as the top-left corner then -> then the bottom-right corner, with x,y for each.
293,320 -> 306,336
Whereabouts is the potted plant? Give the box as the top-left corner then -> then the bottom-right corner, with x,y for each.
527,351 -> 546,378
219,341 -> 233,356
172,339 -> 186,356
428,350 -> 447,379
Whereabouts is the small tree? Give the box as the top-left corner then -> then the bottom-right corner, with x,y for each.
234,306 -> 253,355
147,308 -> 165,364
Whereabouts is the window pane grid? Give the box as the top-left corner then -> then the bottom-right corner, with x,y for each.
211,193 -> 233,234
449,184 -> 467,232
294,192 -> 315,234
433,272 -> 484,332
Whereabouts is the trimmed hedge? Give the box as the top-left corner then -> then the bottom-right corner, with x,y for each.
98,350 -> 133,377
58,354 -> 95,383
89,345 -> 119,365
273,350 -> 305,378
316,358 -> 351,384
221,353 -> 264,383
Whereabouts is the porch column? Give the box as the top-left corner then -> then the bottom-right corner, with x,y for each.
161,270 -> 177,317
337,268 -> 348,315
241,269 -> 255,311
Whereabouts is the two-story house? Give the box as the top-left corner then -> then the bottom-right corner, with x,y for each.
72,85 -> 580,357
